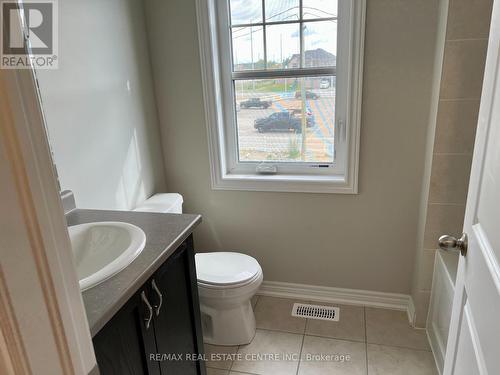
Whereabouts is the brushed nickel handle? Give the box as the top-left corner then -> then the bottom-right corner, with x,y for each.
151,279 -> 163,316
141,291 -> 153,329
438,233 -> 468,256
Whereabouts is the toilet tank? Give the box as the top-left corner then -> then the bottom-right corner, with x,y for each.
134,193 -> 183,214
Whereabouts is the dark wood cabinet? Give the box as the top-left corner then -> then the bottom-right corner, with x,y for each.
92,291 -> 160,375
93,235 -> 206,375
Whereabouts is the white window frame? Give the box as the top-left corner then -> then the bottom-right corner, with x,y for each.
196,0 -> 365,194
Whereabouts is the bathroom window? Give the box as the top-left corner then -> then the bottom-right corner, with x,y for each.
197,0 -> 365,193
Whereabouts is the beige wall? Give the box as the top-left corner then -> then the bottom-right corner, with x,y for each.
37,0 -> 166,210
411,0 -> 493,327
145,0 -> 439,294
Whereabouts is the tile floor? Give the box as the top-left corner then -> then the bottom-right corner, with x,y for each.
204,296 -> 437,375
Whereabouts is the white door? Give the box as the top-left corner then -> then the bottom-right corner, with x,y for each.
442,1 -> 500,374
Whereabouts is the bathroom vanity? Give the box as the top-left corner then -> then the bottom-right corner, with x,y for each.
66,209 -> 205,375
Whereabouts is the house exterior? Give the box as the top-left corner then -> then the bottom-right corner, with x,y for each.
288,48 -> 336,68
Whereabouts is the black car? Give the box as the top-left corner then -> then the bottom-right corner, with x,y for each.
295,90 -> 319,100
254,112 -> 314,133
240,98 -> 272,109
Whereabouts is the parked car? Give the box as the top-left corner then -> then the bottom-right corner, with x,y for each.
240,98 -> 272,109
254,111 -> 314,133
320,78 -> 330,89
290,108 -> 316,125
295,90 -> 319,100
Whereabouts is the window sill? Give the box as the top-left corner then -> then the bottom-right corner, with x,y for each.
211,172 -> 358,194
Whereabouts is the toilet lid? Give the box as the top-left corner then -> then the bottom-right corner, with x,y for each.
195,252 -> 261,286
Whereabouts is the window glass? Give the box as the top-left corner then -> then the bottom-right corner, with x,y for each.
230,0 -> 262,25
200,0 -> 364,191
232,27 -> 265,71
303,21 -> 337,67
230,0 -> 337,71
265,0 -> 300,22
265,23 -> 300,69
302,0 -> 338,20
234,77 -> 336,163
229,1 -> 338,165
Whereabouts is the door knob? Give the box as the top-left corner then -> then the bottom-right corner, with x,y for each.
438,233 -> 468,256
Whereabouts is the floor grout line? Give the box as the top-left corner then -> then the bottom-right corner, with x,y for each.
365,342 -> 433,352
302,332 -> 366,344
254,325 -> 367,344
295,331 -> 306,375
228,344 -> 241,372
294,316 -> 309,375
254,326 -> 304,334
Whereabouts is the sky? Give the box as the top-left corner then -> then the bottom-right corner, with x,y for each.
230,0 -> 338,65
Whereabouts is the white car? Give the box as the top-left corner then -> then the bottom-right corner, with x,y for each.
320,79 -> 330,89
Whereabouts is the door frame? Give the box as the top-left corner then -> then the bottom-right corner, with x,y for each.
0,65 -> 96,373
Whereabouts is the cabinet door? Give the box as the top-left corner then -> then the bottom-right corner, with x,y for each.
93,290 -> 160,375
151,238 -> 206,375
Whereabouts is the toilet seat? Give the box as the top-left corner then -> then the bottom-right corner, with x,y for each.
196,252 -> 262,288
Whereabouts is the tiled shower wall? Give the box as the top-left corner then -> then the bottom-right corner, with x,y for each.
412,0 -> 493,327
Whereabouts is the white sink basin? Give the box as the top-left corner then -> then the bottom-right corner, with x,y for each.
68,222 -> 146,291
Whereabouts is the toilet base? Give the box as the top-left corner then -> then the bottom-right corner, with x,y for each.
200,300 -> 256,346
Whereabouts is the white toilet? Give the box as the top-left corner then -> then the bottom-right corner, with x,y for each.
134,193 -> 263,346
196,252 -> 262,345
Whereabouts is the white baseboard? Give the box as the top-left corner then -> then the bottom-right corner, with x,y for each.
258,281 -> 412,317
